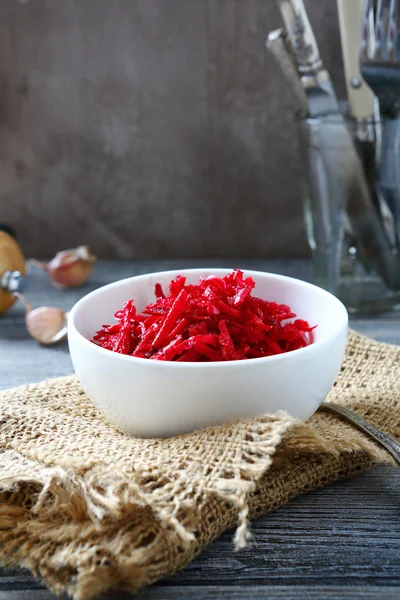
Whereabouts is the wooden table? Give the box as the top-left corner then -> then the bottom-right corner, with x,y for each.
1,260 -> 399,600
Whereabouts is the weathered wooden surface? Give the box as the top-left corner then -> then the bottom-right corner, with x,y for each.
2,587 -> 400,600
1,260 -> 399,600
0,0 -> 344,259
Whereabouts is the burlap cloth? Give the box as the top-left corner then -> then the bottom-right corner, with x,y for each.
0,330 -> 399,599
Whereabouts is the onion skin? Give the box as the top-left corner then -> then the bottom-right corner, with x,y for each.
0,231 -> 26,314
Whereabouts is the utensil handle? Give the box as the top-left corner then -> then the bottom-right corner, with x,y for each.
337,0 -> 375,120
266,29 -> 309,113
320,403 -> 400,465
277,0 -> 322,71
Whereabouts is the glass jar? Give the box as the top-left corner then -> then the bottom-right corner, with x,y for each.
297,114 -> 400,314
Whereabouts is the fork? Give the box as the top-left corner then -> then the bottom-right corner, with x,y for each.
360,0 -> 400,117
320,402 -> 400,465
278,0 -> 400,290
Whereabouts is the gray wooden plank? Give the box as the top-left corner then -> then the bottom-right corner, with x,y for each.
2,586 -> 400,600
348,320 -> 400,344
160,467 -> 400,588
114,586 -> 400,600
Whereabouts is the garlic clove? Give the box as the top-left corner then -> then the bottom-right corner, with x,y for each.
48,259 -> 94,289
25,306 -> 68,345
13,292 -> 68,346
28,246 -> 96,289
74,246 -> 96,263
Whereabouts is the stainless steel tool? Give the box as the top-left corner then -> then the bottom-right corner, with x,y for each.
360,0 -> 400,116
266,25 -> 346,290
320,403 -> 400,465
360,0 -> 400,247
338,0 -> 397,250
277,0 -> 400,289
266,28 -> 346,291
266,29 -> 309,113
338,0 -> 377,126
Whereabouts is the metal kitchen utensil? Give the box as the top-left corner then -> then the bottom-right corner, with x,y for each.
357,132 -> 398,249
266,28 -> 346,291
337,0 -> 397,251
379,117 -> 400,243
268,14 -> 348,288
278,0 -> 400,290
298,114 -> 400,312
266,29 -> 309,113
360,0 -> 400,116
360,0 -> 400,246
337,0 -> 378,126
320,402 -> 400,465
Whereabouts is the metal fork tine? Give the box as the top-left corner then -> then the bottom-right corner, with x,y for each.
361,0 -> 375,61
375,0 -> 386,59
368,1 -> 378,58
387,0 -> 398,60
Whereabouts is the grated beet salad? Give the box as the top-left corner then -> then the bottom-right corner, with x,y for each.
92,270 -> 316,361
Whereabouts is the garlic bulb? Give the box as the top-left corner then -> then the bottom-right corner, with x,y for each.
28,246 -> 96,289
14,293 -> 68,345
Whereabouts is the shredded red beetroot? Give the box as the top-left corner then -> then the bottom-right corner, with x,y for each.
92,270 -> 316,361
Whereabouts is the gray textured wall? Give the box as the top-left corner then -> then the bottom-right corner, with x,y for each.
0,0 -> 344,259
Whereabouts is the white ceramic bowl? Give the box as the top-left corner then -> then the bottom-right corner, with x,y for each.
68,269 -> 348,437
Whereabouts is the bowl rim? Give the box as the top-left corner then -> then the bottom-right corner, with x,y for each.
68,268 -> 348,369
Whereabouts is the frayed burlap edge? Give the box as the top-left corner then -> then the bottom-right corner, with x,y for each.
0,330 -> 399,599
